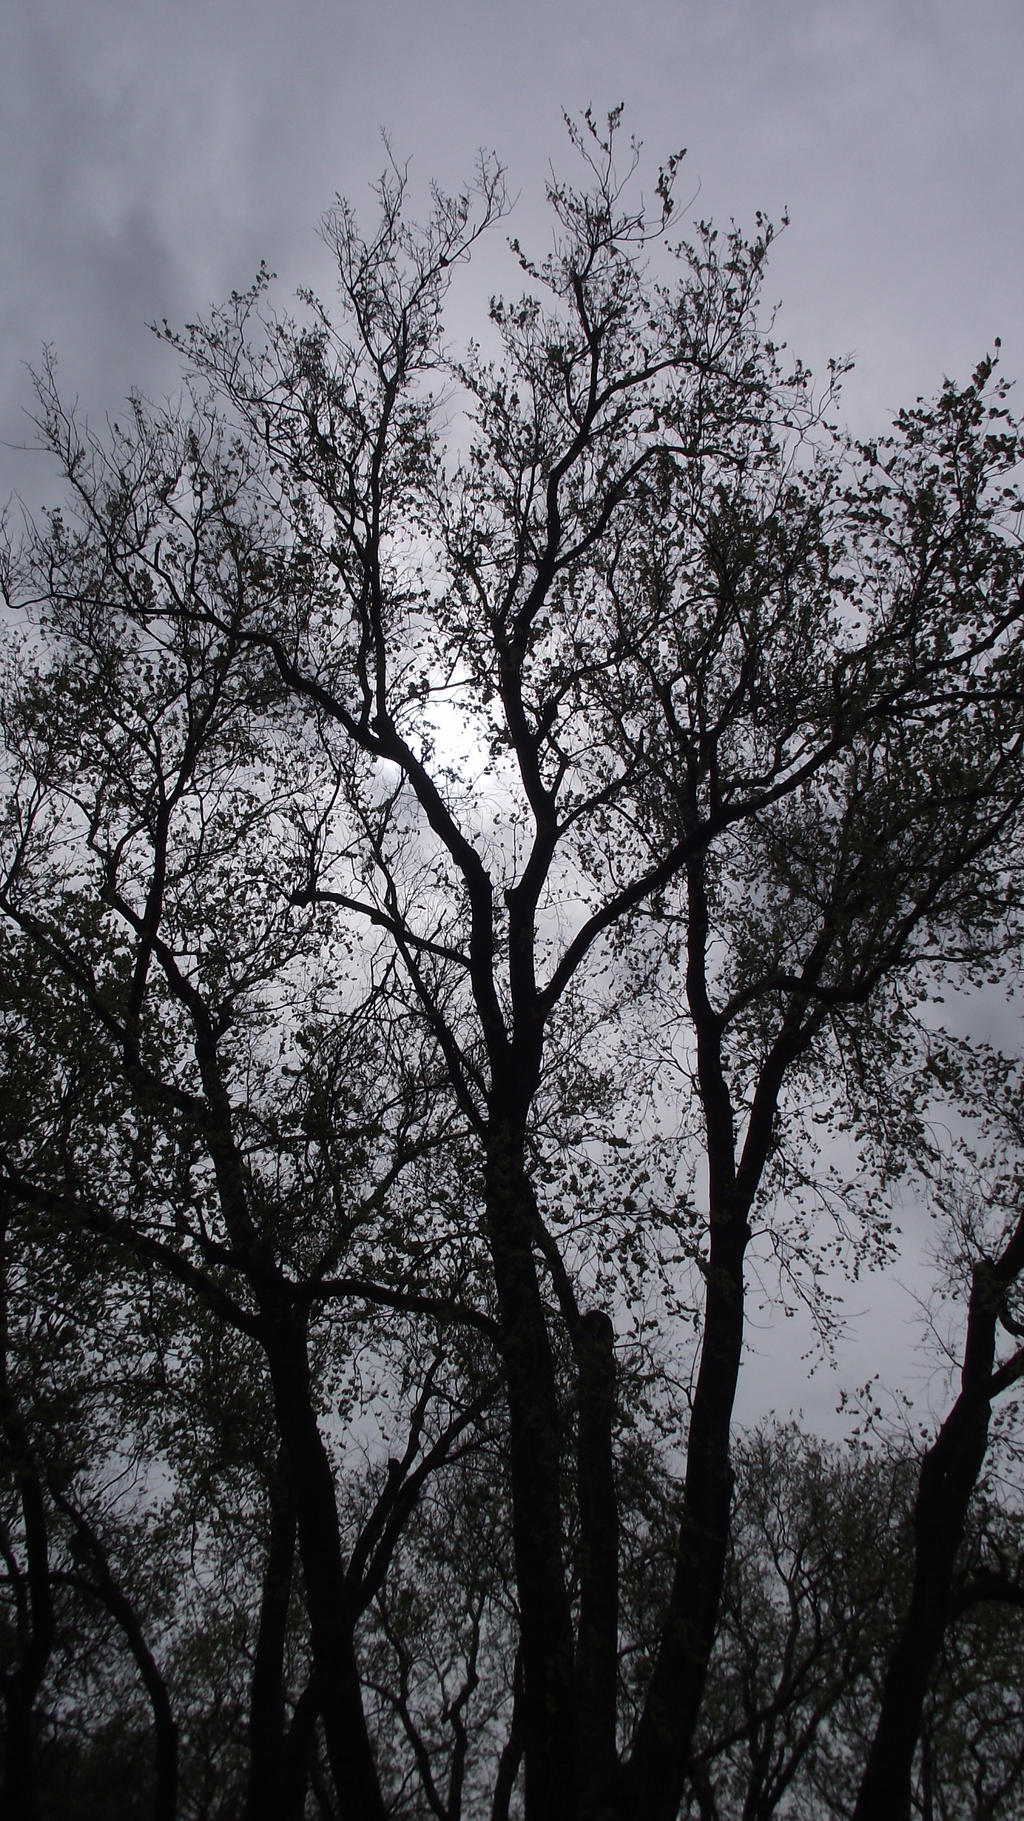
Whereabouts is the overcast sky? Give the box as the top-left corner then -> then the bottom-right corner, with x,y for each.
4,0 -> 1023,1434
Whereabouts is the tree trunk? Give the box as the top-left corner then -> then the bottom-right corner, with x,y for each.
54,1492 -> 180,1821
854,1260 -> 1003,1820
485,1123 -> 579,1821
621,849 -> 756,1821
622,1201 -> 749,1821
0,1211 -> 54,1821
576,1309 -> 620,1821
283,1679 -> 319,1821
246,1451 -> 299,1821
262,1310 -> 386,1821
1,1682 -> 42,1821
491,1649 -> 524,1821
88,1580 -> 178,1821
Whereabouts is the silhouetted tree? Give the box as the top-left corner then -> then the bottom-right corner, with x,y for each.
2,108 -> 1023,1819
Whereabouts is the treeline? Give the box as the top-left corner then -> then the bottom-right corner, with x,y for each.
5,1337 -> 1024,1821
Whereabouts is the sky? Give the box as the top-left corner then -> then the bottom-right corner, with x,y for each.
3,0 -> 1023,1435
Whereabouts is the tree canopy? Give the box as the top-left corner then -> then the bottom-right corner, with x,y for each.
1,110 -> 1024,1821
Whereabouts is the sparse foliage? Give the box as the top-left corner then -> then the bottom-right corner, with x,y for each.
2,110 -> 1024,1820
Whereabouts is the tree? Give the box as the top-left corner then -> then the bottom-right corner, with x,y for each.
2,107 -> 1023,1819
0,531 -> 497,1813
682,1425 -> 1024,1820
856,1068 -> 1024,1820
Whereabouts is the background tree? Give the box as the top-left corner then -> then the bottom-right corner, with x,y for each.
856,1066 -> 1024,1820
0,963 -> 178,1819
